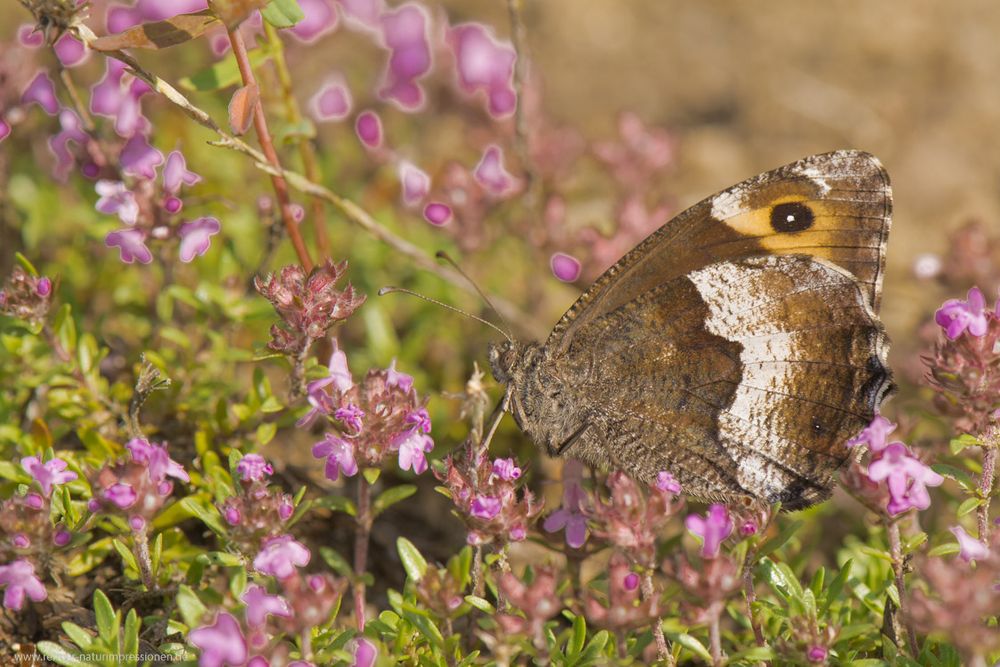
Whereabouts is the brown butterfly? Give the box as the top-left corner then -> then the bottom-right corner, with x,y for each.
488,150 -> 894,510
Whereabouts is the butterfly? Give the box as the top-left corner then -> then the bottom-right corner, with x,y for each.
488,150 -> 894,510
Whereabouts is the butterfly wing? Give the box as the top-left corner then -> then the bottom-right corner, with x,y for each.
533,151 -> 892,508
547,150 -> 891,353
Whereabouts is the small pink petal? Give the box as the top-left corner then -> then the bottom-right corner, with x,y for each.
22,72 -> 59,115
54,33 -> 89,68
550,253 -> 581,282
378,3 -> 432,111
17,25 -> 44,48
354,110 -> 382,148
448,23 -> 517,118
399,161 -> 430,205
106,228 -> 153,264
289,0 -> 339,43
0,121 -> 10,143
310,78 -> 353,122
178,217 -> 221,263
338,0 -> 384,31
423,202 -> 452,226
473,145 -> 517,196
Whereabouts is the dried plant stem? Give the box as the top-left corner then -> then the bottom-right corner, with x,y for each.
978,427 -> 998,543
70,25 -> 540,339
886,518 -> 918,655
263,22 -> 330,258
641,571 -> 672,665
228,28 -> 313,271
56,67 -> 95,132
353,476 -> 372,631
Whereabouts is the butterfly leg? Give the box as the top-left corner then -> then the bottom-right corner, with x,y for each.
555,422 -> 591,456
477,387 -> 512,458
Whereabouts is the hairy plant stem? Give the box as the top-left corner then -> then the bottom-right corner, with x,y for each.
977,426 -> 998,543
353,476 -> 372,631
708,608 -> 723,666
886,518 -> 918,655
133,526 -> 155,590
263,22 -> 330,258
71,23 -> 541,339
290,341 -> 311,399
641,571 -> 671,665
227,28 -> 314,271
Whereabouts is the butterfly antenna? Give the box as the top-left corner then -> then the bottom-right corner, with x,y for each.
435,250 -> 514,339
378,286 -> 514,343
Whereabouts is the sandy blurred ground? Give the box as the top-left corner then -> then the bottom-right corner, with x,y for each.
7,0 -> 1000,339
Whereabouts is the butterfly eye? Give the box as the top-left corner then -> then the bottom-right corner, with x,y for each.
770,201 -> 814,233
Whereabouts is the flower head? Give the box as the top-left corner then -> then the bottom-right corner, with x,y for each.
254,535 -> 311,579
95,180 -> 139,225
949,525 -> 990,563
935,287 -> 989,340
188,612 -> 248,667
236,454 -> 274,482
543,459 -> 589,549
448,23 -> 517,117
685,504 -> 734,558
178,217 -> 221,263
0,559 -> 47,611
20,456 -> 77,497
866,442 -> 944,516
312,434 -> 358,481
846,414 -> 895,454
241,584 -> 292,627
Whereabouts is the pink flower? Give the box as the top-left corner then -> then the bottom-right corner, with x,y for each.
95,180 -> 140,225
104,483 -> 138,509
288,0 -> 338,42
807,646 -> 828,663
312,434 -> 358,481
126,438 -> 190,484
472,145 -> 517,196
236,454 -> 274,482
386,359 -> 415,391
0,559 -> 47,611
543,459 -> 588,548
49,110 -> 89,181
334,403 -> 365,432
35,278 -> 52,297
378,3 -> 432,110
188,612 -> 248,667
241,584 -> 292,627
0,120 -> 9,143
550,253 -> 581,282
120,134 -> 164,180
179,217 -> 221,263
53,528 -> 72,547
685,504 -> 733,558
20,456 -> 77,497
17,24 -> 44,47
339,0 -> 384,31
22,72 -> 59,115
395,429 -> 433,474
448,23 -> 517,118
866,442 -> 944,516
54,33 -> 89,68
106,228 -> 153,264
423,202 -> 452,226
350,637 -> 378,667
470,495 -> 501,520
163,150 -> 202,193
310,77 -> 353,122
254,535 -> 311,579
655,471 -> 681,494
405,407 -> 431,434
950,525 -> 990,563
398,161 -> 430,205
298,340 -> 353,427
846,414 -> 895,454
90,60 -> 151,138
935,286 -> 990,340
492,458 -> 521,481
354,110 -> 383,149
623,572 -> 640,591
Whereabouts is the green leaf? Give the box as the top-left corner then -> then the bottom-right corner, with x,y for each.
180,497 -> 227,534
931,463 -> 976,491
672,633 -> 713,662
177,585 -> 208,628
123,608 -> 140,660
958,496 -> 986,516
373,484 -> 417,518
463,595 -> 494,614
927,542 -> 961,558
60,622 -> 94,650
756,519 -> 802,560
93,589 -> 117,643
113,538 -> 140,576
256,421 -> 277,445
397,537 -> 427,581
53,304 -> 77,355
15,252 -> 39,276
579,630 -> 610,661
949,433 -> 981,454
729,646 -> 776,661
35,642 -> 86,667
567,614 -> 586,657
180,46 -> 273,91
363,468 -> 381,485
314,494 -> 357,516
261,0 -> 304,27
320,546 -> 354,578
903,531 -> 928,553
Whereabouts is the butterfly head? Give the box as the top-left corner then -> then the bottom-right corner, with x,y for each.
487,340 -> 519,385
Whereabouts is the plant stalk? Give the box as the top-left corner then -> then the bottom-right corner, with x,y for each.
353,475 -> 372,631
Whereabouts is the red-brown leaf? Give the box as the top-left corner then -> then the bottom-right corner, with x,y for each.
228,83 -> 260,135
90,11 -> 219,51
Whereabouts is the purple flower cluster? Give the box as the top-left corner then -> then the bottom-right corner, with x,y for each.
218,454 -> 295,555
0,267 -> 54,326
587,470 -> 682,567
436,454 -> 539,546
847,416 -> 944,516
306,344 -> 435,476
88,438 -> 189,532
